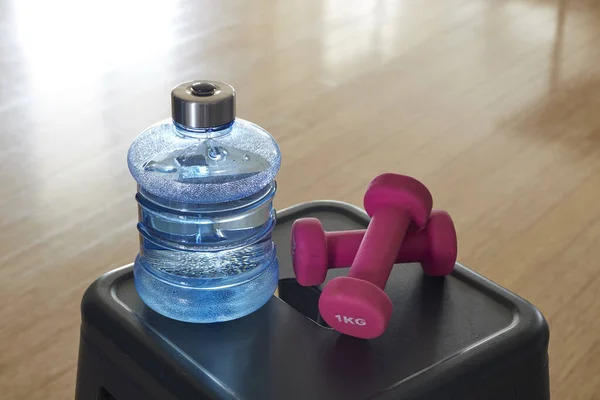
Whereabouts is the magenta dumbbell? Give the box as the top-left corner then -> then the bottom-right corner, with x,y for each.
291,210 -> 457,287
318,173 -> 433,339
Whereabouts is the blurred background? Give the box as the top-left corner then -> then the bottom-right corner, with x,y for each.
1,0 -> 600,398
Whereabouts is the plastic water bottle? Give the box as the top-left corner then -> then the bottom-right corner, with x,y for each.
127,80 -> 281,323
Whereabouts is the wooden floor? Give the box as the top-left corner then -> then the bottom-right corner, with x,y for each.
1,0 -> 600,398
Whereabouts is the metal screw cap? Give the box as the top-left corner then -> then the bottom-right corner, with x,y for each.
171,80 -> 236,129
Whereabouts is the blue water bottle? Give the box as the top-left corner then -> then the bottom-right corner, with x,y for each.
127,80 -> 281,323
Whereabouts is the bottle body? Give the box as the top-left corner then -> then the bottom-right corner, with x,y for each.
133,184 -> 279,322
127,81 -> 281,323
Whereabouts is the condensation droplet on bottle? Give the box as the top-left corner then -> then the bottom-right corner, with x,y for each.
243,154 -> 250,161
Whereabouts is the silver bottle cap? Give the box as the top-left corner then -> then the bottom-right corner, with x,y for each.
171,80 -> 236,129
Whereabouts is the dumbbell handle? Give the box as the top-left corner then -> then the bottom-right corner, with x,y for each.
326,227 -> 426,268
347,207 -> 411,289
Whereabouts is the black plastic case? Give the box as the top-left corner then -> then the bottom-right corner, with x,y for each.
75,201 -> 550,400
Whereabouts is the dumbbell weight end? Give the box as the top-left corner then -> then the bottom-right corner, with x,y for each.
319,277 -> 393,339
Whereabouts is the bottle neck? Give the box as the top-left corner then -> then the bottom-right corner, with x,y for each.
173,119 -> 234,139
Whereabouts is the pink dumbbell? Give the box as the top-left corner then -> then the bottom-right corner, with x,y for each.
291,210 -> 457,287
317,173 -> 433,339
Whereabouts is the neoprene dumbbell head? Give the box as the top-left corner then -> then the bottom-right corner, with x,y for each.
291,217 -> 328,286
363,173 -> 433,226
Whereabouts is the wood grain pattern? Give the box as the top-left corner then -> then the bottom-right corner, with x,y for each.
1,0 -> 599,398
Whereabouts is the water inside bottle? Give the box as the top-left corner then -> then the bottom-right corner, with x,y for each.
136,182 -> 277,282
